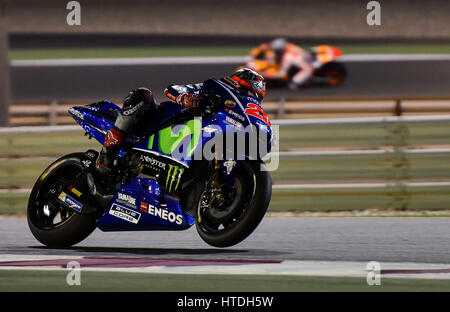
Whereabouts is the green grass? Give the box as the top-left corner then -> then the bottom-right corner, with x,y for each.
9,44 -> 450,60
1,270 -> 449,292
0,191 -> 29,214
9,46 -> 253,60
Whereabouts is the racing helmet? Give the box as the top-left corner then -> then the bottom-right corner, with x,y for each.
270,38 -> 287,52
226,68 -> 266,101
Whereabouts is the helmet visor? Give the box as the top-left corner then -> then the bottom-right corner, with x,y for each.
251,78 -> 266,101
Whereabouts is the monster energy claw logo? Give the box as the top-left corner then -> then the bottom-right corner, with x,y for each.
166,164 -> 184,192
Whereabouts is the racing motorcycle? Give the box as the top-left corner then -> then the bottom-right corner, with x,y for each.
27,79 -> 274,248
245,45 -> 347,88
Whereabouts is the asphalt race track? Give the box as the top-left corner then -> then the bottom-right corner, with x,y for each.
1,216 -> 449,264
10,56 -> 450,102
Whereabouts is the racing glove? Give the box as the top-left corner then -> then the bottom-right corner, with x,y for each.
176,93 -> 201,109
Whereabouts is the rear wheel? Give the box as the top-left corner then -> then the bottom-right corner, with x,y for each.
27,153 -> 97,248
195,161 -> 272,247
314,61 -> 347,86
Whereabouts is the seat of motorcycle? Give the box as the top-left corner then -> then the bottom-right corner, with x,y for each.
100,109 -> 119,123
89,107 -> 119,123
84,101 -> 121,123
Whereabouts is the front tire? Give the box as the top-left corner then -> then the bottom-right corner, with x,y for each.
195,161 -> 272,248
27,153 -> 97,248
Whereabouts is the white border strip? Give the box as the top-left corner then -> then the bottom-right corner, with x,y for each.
10,54 -> 450,67
279,148 -> 450,157
273,114 -> 450,126
340,54 -> 450,62
0,125 -> 78,134
273,182 -> 450,189
11,56 -> 247,67
2,115 -> 450,134
3,181 -> 450,193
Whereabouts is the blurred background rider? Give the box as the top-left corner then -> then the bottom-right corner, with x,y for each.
246,38 -> 314,90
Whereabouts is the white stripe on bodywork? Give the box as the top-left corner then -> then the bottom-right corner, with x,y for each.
132,147 -> 189,168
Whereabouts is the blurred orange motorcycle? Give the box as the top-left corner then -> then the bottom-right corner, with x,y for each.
243,45 -> 347,89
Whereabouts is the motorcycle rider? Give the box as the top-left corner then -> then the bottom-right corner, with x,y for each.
247,37 -> 314,90
95,68 -> 266,174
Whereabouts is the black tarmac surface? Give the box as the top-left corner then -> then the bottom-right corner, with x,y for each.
11,59 -> 450,102
1,217 -> 449,264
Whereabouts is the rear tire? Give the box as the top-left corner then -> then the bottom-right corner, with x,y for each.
195,161 -> 272,248
27,153 -> 97,248
314,61 -> 347,86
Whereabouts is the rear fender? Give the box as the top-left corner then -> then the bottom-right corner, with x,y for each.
68,101 -> 121,145
34,153 -> 103,216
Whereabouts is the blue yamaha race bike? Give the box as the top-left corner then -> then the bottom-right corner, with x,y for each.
27,79 -> 273,248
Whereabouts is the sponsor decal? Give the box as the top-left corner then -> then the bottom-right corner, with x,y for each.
244,103 -> 271,127
223,160 -> 236,175
109,203 -> 141,224
69,108 -> 84,120
224,100 -> 236,108
81,159 -> 92,168
85,151 -> 97,159
166,164 -> 185,193
140,201 -> 148,213
105,131 -> 120,145
225,116 -> 243,129
68,185 -> 82,197
122,101 -> 144,116
142,201 -> 183,225
117,193 -> 137,208
202,125 -> 219,134
58,191 -> 82,212
140,155 -> 166,170
85,105 -> 100,112
227,109 -> 245,121
247,96 -> 259,104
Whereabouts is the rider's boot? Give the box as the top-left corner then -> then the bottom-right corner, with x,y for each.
289,68 -> 313,90
288,81 -> 302,90
95,126 -> 125,175
94,127 -> 126,195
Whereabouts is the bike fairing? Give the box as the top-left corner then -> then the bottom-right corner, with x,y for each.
67,78 -> 273,232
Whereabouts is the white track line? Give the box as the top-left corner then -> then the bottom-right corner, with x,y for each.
340,54 -> 450,62
10,56 -> 247,67
3,180 -> 450,194
0,125 -> 79,134
279,148 -> 450,156
273,181 -> 450,189
0,188 -> 31,193
2,114 -> 450,134
10,54 -> 450,67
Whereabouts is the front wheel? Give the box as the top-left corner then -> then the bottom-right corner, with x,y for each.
195,161 -> 272,248
27,153 -> 97,248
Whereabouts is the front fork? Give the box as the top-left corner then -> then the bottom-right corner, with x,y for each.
197,158 -> 237,223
